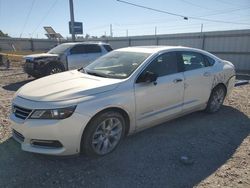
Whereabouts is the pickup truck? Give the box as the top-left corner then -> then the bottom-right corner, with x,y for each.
24,42 -> 112,78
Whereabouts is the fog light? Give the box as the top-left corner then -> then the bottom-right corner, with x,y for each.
30,139 -> 63,148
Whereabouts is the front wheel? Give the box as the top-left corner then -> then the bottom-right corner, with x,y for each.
46,63 -> 64,75
81,111 -> 125,157
206,85 -> 226,113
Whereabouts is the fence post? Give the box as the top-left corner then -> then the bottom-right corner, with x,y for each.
30,39 -> 34,51
155,37 -> 159,45
128,38 -> 131,46
201,34 -> 205,50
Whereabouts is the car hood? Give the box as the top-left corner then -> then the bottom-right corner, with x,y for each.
24,53 -> 58,60
17,70 -> 122,102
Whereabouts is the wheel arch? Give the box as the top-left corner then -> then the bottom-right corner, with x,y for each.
212,83 -> 227,96
83,107 -> 131,137
45,60 -> 66,71
79,107 -> 131,154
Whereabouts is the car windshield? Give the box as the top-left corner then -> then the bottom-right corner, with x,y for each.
85,51 -> 151,79
48,43 -> 74,54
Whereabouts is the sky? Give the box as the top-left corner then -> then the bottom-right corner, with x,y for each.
0,0 -> 250,38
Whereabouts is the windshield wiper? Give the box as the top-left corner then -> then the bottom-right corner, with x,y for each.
86,71 -> 108,78
78,67 -> 84,71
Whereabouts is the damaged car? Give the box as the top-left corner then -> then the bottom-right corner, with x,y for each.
11,46 -> 235,157
24,42 -> 112,78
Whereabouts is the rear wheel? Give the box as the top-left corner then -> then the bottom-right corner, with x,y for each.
82,111 -> 125,157
206,85 -> 226,113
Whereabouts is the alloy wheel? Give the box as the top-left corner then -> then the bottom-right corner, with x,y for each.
50,67 -> 62,74
210,87 -> 225,112
91,117 -> 123,155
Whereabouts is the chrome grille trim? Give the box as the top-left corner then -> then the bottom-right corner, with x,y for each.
13,105 -> 32,120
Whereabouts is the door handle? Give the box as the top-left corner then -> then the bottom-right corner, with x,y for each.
173,78 -> 183,83
203,72 -> 211,77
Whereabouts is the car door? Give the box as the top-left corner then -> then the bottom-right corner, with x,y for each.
134,52 -> 184,130
178,51 -> 213,112
67,44 -> 88,70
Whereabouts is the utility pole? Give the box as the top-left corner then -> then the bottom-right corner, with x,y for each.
154,26 -> 157,36
69,0 -> 75,41
126,29 -> 128,37
200,23 -> 205,50
110,24 -> 113,37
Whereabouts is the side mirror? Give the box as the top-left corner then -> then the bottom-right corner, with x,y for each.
137,71 -> 158,83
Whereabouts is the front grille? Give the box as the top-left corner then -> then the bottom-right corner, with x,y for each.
25,62 -> 34,69
13,129 -> 25,142
13,105 -> 32,120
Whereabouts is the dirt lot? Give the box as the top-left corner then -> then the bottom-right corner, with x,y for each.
0,67 -> 249,188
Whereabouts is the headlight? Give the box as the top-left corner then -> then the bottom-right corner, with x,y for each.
29,106 -> 76,119
35,57 -> 54,65
36,59 -> 47,65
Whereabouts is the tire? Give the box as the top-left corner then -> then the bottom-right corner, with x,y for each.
81,111 -> 126,157
206,85 -> 226,113
45,63 -> 64,75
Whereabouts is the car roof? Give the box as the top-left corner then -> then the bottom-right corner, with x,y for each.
60,42 -> 110,46
116,46 -> 206,54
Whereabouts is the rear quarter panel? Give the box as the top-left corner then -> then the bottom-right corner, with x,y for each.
212,60 -> 235,96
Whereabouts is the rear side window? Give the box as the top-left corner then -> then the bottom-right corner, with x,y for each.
70,45 -> 85,54
143,52 -> 178,77
103,45 -> 113,52
204,55 -> 215,66
180,52 -> 207,71
70,44 -> 102,54
84,44 -> 102,53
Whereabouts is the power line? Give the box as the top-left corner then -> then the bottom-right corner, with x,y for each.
180,0 -> 250,17
113,19 -> 249,34
116,0 -> 188,20
88,24 -> 110,31
179,0 -> 214,11
114,24 -> 203,36
116,0 -> 250,26
215,0 -> 249,7
31,0 -> 58,37
197,6 -> 250,18
114,6 -> 250,28
188,16 -> 250,25
88,7 -> 250,34
114,23 -> 202,32
102,5 -> 250,29
20,0 -> 36,38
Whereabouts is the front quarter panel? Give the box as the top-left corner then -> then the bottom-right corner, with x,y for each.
75,81 -> 136,134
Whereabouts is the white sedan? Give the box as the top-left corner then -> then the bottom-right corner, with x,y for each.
10,46 -> 235,156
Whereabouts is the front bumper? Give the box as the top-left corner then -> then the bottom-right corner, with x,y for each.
23,62 -> 46,78
10,112 -> 91,156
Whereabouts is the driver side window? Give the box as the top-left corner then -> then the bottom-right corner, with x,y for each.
143,52 -> 178,77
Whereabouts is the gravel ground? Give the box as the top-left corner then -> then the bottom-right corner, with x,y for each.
0,67 -> 249,188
